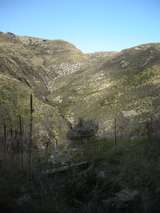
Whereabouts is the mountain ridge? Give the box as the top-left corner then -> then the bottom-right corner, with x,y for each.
0,31 -> 160,144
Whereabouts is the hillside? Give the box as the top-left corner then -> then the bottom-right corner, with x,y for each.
0,32 -> 160,145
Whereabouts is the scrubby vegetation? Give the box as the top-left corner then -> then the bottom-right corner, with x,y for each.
1,32 -> 160,212
1,138 -> 160,213
67,118 -> 99,142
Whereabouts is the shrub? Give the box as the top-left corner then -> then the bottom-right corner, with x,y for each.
67,118 -> 98,143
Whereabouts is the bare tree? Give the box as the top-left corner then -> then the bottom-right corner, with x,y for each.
28,94 -> 33,179
19,115 -> 24,170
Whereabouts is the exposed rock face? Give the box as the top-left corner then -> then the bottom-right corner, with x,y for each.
0,32 -> 160,144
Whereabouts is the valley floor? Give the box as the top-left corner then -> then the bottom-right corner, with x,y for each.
0,138 -> 160,213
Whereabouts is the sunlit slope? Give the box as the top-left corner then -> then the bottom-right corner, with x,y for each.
0,32 -> 160,141
51,43 -> 160,133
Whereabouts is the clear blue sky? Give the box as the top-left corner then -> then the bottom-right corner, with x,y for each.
0,0 -> 160,52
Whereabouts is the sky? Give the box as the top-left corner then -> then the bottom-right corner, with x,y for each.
0,0 -> 160,52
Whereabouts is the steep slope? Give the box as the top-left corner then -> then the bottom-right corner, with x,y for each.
0,32 -> 160,144
50,43 -> 160,137
0,32 -> 89,145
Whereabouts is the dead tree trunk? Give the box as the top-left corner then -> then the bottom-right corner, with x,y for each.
114,118 -> 117,145
19,115 -> 24,170
3,123 -> 7,155
28,94 -> 33,179
9,127 -> 13,152
10,127 -> 13,137
146,117 -> 153,142
10,126 -> 15,164
54,138 -> 58,150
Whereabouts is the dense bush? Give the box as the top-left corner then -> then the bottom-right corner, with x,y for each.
67,118 -> 99,142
